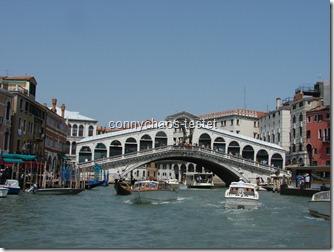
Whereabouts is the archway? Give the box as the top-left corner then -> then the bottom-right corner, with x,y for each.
242,145 -> 254,160
110,140 -> 122,157
188,163 -> 194,172
271,153 -> 283,168
94,143 -> 107,159
125,137 -> 137,154
155,131 -> 167,148
213,137 -> 226,153
79,146 -> 92,163
256,149 -> 269,165
227,141 -> 240,156
140,134 -> 153,151
71,142 -> 76,155
199,133 -> 211,148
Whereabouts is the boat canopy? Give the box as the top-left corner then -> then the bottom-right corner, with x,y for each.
1,153 -> 37,161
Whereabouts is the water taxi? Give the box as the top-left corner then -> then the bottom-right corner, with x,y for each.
185,173 -> 214,189
3,179 -> 20,195
224,180 -> 259,209
0,187 -> 8,198
309,190 -> 330,220
131,180 -> 178,203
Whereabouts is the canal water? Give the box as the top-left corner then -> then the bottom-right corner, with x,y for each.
0,186 -> 331,249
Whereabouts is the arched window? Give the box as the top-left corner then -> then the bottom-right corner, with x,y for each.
195,165 -> 202,173
293,115 -> 296,123
5,101 -> 10,120
140,134 -> 153,150
110,140 -> 122,157
68,124 -> 72,135
79,125 -> 84,137
71,142 -> 76,155
155,131 -> 167,148
188,163 -> 194,173
213,137 -> 225,153
256,149 -> 269,165
65,141 -> 70,154
94,143 -> 107,159
125,137 -> 137,154
299,113 -> 303,122
88,125 -> 94,136
271,153 -> 283,168
242,145 -> 254,160
199,133 -> 211,148
72,124 -> 78,136
79,146 -> 92,163
227,141 -> 240,156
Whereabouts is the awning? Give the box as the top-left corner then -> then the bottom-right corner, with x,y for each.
1,153 -> 36,161
3,158 -> 23,164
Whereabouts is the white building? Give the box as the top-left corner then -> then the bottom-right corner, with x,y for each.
53,106 -> 98,164
199,109 -> 267,139
259,98 -> 291,152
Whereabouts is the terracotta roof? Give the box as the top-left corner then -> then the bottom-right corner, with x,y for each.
199,109 -> 267,120
0,75 -> 36,81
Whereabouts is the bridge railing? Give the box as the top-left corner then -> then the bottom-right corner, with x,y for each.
77,145 -> 276,172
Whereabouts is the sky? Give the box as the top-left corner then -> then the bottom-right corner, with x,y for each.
0,0 -> 329,125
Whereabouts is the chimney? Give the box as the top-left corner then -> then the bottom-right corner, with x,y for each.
276,97 -> 282,110
51,98 -> 57,112
61,104 -> 66,118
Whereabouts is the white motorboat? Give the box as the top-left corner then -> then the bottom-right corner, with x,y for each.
0,187 -> 9,198
309,191 -> 330,220
225,180 -> 259,209
185,173 -> 214,189
131,180 -> 178,203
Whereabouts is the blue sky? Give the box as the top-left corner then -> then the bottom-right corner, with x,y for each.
0,0 -> 329,125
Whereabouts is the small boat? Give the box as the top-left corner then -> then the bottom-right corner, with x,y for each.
114,179 -> 132,195
309,191 -> 330,220
26,185 -> 84,195
131,180 -> 178,203
0,187 -> 9,198
185,173 -> 214,189
85,179 -> 105,189
3,179 -> 20,195
225,180 -> 259,209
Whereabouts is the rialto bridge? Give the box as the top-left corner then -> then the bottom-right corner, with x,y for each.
76,117 -> 286,185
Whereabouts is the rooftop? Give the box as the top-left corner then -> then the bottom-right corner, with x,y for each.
199,109 -> 267,120
52,106 -> 97,122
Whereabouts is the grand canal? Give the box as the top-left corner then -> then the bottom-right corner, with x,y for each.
0,186 -> 331,249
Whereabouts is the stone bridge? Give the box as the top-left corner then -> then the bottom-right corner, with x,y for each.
76,122 -> 286,184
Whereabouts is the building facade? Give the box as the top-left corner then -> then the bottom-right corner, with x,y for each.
0,87 -> 13,152
44,98 -> 68,178
199,109 -> 267,139
54,106 -> 98,164
0,76 -> 46,158
258,98 -> 291,152
306,105 -> 330,167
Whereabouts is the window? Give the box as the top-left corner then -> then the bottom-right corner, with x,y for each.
230,119 -> 234,126
71,142 -> 76,155
72,124 -> 78,136
5,102 -> 10,120
299,101 -> 303,107
293,115 -> 296,123
293,129 -> 296,138
292,144 -> 296,152
307,116 -> 311,123
299,143 -> 303,151
236,119 -> 240,126
79,125 -> 84,136
142,170 -> 145,177
299,127 -> 302,136
318,114 -> 323,121
25,101 -> 29,112
277,133 -> 280,142
254,121 -> 257,128
293,104 -> 296,110
326,113 -> 330,119
314,148 -> 317,154
19,99 -> 23,110
306,130 -> 311,139
318,129 -> 322,139
220,121 -> 224,127
326,160 -> 330,166
299,113 -> 303,122
326,147 -> 330,155
88,125 -> 94,136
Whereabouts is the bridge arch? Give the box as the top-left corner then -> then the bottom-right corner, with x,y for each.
213,137 -> 226,153
79,146 -> 92,163
271,153 -> 283,168
256,149 -> 269,165
155,131 -> 168,148
94,143 -> 107,159
227,141 -> 240,156
125,137 -> 137,154
140,134 -> 153,151
242,145 -> 255,160
198,133 -> 211,148
110,140 -> 122,157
